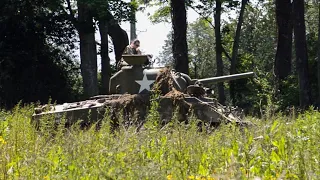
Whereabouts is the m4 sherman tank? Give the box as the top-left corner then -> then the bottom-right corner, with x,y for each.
32,55 -> 255,128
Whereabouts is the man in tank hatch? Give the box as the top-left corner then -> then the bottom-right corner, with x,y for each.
117,39 -> 152,69
123,39 -> 142,55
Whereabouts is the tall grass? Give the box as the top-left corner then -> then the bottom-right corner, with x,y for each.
0,103 -> 320,179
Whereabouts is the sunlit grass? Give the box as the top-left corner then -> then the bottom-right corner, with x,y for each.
0,103 -> 320,179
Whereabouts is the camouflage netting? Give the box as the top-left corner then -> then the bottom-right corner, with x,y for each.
153,67 -> 174,95
153,67 -> 186,102
103,94 -> 150,128
105,67 -> 189,127
105,67 -> 217,126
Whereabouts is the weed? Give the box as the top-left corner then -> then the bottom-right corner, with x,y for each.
0,104 -> 320,179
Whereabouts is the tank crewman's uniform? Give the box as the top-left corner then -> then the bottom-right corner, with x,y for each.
123,45 -> 142,55
117,45 -> 142,69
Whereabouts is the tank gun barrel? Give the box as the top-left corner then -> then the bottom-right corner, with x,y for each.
196,72 -> 255,84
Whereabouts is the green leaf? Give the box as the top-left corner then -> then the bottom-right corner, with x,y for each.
271,150 -> 280,163
149,5 -> 171,24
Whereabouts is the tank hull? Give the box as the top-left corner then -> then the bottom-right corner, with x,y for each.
32,93 -> 245,129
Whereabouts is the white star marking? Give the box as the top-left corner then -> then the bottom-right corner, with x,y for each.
135,73 -> 155,93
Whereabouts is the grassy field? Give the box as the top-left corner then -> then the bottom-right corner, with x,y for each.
0,104 -> 320,180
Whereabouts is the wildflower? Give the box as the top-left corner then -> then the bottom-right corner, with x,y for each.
0,136 -> 6,144
194,176 -> 215,180
167,174 -> 172,180
188,175 -> 195,179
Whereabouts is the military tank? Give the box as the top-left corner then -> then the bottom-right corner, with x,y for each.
32,55 -> 255,128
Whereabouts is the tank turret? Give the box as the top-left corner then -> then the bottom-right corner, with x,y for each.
109,55 -> 159,94
110,55 -> 255,96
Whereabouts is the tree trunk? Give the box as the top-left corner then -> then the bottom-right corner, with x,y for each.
274,0 -> 293,80
77,1 -> 98,98
194,62 -> 197,79
293,0 -> 312,108
317,3 -> 320,106
99,20 -> 111,94
214,0 -> 226,105
230,0 -> 248,104
130,0 -> 137,41
106,10 -> 129,66
170,0 -> 189,75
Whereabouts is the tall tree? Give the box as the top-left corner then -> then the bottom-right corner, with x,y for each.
170,0 -> 189,75
77,0 -> 99,97
0,0 -> 80,108
99,1 -> 132,65
293,0 -> 312,108
188,18 -> 216,79
94,0 -> 133,94
229,0 -> 248,104
159,18 -> 216,77
214,0 -> 226,104
317,2 -> 320,106
159,31 -> 174,66
274,0 -> 293,80
98,20 -> 111,94
66,0 -> 131,96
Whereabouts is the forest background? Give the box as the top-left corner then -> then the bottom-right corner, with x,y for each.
1,0 -> 319,116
